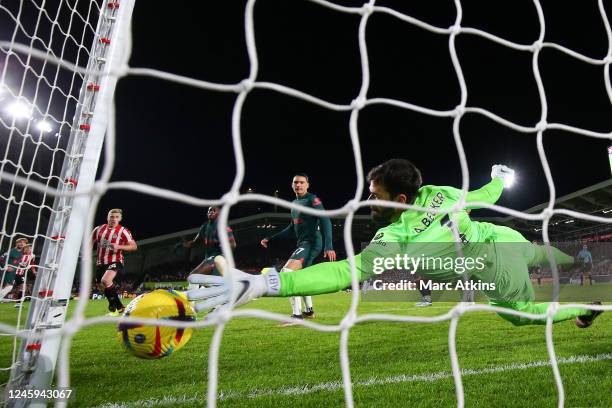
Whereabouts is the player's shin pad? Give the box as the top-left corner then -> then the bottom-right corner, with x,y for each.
186,268 -> 281,312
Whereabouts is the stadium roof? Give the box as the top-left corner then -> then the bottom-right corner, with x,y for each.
484,179 -> 612,240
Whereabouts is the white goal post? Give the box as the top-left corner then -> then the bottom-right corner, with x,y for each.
1,1 -> 135,407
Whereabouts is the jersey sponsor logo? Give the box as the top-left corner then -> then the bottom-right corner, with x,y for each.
370,233 -> 387,247
293,217 -> 304,224
94,224 -> 132,265
313,197 -> 322,206
16,254 -> 35,275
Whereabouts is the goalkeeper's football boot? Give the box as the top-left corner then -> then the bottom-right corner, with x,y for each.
575,301 -> 603,328
105,310 -> 120,317
303,308 -> 316,319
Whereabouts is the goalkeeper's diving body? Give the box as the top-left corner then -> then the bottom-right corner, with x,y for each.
187,159 -> 603,328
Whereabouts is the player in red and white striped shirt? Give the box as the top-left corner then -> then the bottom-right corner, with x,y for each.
91,208 -> 137,316
13,244 -> 36,306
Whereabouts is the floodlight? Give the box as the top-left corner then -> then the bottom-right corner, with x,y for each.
36,120 -> 53,132
504,173 -> 515,188
6,101 -> 32,119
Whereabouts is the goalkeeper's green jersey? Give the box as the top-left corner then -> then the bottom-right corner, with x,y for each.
278,178 -> 538,300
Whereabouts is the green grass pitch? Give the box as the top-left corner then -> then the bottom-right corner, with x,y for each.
1,290 -> 610,407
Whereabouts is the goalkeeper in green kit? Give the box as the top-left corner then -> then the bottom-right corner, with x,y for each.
187,159 -> 603,328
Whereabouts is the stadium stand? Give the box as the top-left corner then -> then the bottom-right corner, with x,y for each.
485,179 -> 612,241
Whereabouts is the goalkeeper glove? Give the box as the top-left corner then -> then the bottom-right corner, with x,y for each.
185,265 -> 281,312
491,164 -> 515,188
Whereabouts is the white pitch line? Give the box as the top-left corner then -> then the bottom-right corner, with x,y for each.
91,353 -> 612,408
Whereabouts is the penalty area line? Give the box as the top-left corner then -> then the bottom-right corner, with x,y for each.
93,353 -> 612,407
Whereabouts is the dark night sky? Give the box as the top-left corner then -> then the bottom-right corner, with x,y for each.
97,0 -> 612,239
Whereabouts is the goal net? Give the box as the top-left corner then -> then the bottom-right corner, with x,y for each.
1,0 -> 611,407
0,0 -> 133,406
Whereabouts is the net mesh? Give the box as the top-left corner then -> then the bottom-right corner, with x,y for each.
1,0 -> 612,407
0,0 -> 104,381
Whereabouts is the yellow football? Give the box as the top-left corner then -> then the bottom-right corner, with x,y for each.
117,289 -> 196,359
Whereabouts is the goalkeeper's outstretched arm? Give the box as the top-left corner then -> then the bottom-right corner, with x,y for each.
465,178 -> 504,208
279,254 -> 365,296
186,249 -> 375,311
464,164 -> 514,209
